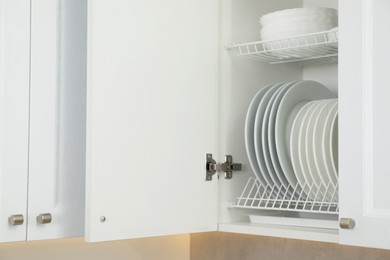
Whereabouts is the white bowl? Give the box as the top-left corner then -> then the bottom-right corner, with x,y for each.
261,14 -> 337,28
261,18 -> 337,34
260,7 -> 337,26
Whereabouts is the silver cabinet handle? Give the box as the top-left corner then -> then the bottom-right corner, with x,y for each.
8,214 -> 24,225
37,213 -> 52,224
339,218 -> 355,229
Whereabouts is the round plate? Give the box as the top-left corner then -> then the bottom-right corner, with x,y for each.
330,114 -> 338,174
259,83 -> 286,188
322,102 -> 338,186
254,82 -> 286,187
267,81 -> 298,188
245,84 -> 274,184
275,81 -> 336,187
298,101 -> 318,199
313,99 -> 337,189
306,101 -> 325,188
290,101 -> 314,197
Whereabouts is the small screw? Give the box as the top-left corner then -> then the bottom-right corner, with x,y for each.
100,216 -> 106,222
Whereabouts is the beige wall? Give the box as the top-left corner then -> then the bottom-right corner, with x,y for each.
191,232 -> 390,260
0,235 -> 189,260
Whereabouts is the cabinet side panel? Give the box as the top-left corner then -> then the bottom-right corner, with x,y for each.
0,0 -> 30,242
86,0 -> 219,242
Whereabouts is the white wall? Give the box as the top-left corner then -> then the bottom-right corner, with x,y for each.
0,235 -> 189,260
302,0 -> 339,94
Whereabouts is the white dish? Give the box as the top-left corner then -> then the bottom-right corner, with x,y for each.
298,101 -> 318,199
261,84 -> 285,188
245,84 -> 274,185
261,20 -> 337,36
275,80 -> 335,187
261,16 -> 338,29
306,100 -> 337,201
290,101 -> 314,197
305,101 -> 324,189
260,7 -> 338,26
330,112 -> 339,176
322,102 -> 338,186
254,82 -> 285,187
313,99 -> 337,190
267,81 -> 298,188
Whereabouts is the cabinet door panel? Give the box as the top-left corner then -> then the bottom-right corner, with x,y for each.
0,0 -> 30,242
27,0 -> 86,240
339,0 -> 390,250
86,0 -> 218,242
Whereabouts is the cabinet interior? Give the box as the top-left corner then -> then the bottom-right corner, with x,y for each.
217,0 -> 339,233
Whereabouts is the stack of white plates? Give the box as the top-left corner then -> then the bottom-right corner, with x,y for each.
245,80 -> 337,200
260,7 -> 338,41
290,99 -> 338,201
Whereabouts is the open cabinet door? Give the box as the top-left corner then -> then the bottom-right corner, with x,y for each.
85,0 -> 219,242
339,0 -> 390,250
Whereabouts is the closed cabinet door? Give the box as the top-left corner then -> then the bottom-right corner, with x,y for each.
0,0 -> 30,242
27,0 -> 86,240
339,0 -> 390,250
85,0 -> 219,242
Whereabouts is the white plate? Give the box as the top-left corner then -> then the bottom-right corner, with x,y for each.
322,102 -> 338,186
298,101 -> 318,199
330,114 -> 338,175
290,101 -> 314,197
313,99 -> 338,189
275,80 -> 336,187
305,101 -> 324,189
260,84 -> 286,188
254,82 -> 285,187
245,84 -> 274,184
267,81 -> 298,188
306,100 -> 338,201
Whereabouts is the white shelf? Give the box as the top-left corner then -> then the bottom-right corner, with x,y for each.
226,30 -> 338,64
218,223 -> 339,243
234,177 -> 339,214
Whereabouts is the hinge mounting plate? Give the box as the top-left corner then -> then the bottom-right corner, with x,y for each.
205,154 -> 242,181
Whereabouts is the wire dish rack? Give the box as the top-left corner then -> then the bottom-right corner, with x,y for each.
235,177 -> 339,214
225,30 -> 338,64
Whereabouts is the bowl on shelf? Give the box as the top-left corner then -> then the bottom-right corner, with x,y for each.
260,7 -> 338,27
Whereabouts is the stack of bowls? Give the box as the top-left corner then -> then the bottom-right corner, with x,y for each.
260,7 -> 338,41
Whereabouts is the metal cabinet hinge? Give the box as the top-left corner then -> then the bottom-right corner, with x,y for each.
206,154 -> 242,181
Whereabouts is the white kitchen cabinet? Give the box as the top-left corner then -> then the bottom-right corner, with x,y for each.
0,0 -> 30,242
45,0 -> 390,251
0,0 -> 86,242
339,0 -> 390,250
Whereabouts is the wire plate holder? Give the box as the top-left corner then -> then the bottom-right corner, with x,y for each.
226,29 -> 338,64
206,154 -> 242,181
234,177 -> 339,214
